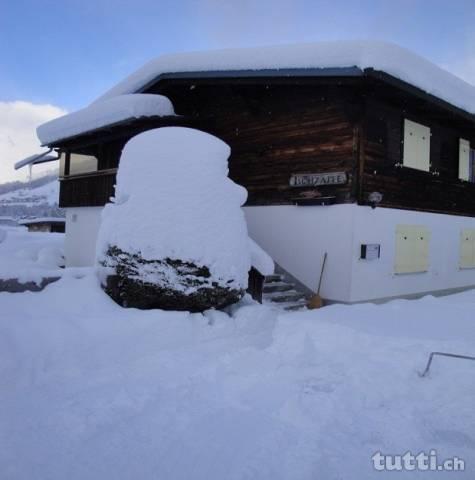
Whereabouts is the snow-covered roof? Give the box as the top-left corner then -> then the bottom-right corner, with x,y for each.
19,217 -> 65,225
37,94 -> 176,145
95,41 -> 475,116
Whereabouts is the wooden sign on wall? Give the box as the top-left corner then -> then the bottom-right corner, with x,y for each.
289,172 -> 347,187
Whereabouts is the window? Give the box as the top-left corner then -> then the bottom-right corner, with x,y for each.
62,153 -> 98,176
59,152 -> 67,177
403,119 -> 431,171
459,139 -> 475,182
459,138 -> 470,181
460,229 -> 475,269
394,225 -> 431,274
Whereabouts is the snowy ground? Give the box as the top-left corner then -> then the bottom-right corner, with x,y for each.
0,228 -> 64,283
1,264 -> 475,478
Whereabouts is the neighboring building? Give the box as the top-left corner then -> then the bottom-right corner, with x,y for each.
19,217 -> 66,233
34,41 -> 475,303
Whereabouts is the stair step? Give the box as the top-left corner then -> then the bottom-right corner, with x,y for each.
263,282 -> 295,293
265,274 -> 284,283
283,300 -> 308,311
265,298 -> 308,311
263,290 -> 305,303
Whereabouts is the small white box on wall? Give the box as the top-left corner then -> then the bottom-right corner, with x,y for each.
395,224 -> 431,274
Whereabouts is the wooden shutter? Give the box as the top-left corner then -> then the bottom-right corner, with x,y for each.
459,139 -> 470,181
403,119 -> 431,171
460,229 -> 475,269
395,225 -> 431,274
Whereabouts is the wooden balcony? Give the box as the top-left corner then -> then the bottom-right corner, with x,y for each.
59,169 -> 117,208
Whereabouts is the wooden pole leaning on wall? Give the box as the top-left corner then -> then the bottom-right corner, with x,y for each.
307,252 -> 327,310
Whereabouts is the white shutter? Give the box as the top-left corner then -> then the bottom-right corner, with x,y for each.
395,225 -> 431,274
403,119 -> 431,172
459,138 -> 470,181
460,229 -> 475,269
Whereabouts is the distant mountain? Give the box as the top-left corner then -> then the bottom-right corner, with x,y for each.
0,173 -> 64,219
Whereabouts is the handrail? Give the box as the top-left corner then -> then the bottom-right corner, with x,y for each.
419,351 -> 475,377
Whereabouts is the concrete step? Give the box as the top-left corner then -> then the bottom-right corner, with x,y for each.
282,300 -> 308,311
263,290 -> 305,303
263,281 -> 295,293
265,274 -> 285,283
264,298 -> 308,311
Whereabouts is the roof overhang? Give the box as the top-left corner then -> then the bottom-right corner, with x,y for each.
15,149 -> 60,170
363,68 -> 475,123
139,66 -> 475,123
40,65 -> 475,149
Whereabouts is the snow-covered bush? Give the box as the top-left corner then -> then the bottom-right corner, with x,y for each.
96,127 -> 251,312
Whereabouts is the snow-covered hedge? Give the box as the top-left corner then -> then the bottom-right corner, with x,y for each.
96,127 -> 251,311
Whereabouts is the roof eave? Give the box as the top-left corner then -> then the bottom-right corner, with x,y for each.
363,68 -> 475,123
136,66 -> 364,93
42,114 -> 181,148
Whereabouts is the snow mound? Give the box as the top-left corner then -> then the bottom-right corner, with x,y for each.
249,238 -> 274,276
36,246 -> 65,269
37,94 -> 176,145
96,127 -> 251,310
95,41 -> 475,116
0,229 -> 64,284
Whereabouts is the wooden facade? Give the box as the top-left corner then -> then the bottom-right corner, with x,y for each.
57,73 -> 475,217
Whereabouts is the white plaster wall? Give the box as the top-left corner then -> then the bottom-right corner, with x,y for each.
349,206 -> 475,302
65,207 -> 103,267
64,203 -> 475,302
244,205 -> 356,302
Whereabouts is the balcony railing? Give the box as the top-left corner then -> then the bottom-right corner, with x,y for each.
59,169 -> 117,208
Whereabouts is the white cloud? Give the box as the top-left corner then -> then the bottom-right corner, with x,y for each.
0,101 -> 67,184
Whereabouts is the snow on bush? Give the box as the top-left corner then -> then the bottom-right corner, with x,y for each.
96,127 -> 251,311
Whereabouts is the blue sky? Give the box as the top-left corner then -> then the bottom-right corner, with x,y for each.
1,0 -> 475,182
2,0 -> 475,110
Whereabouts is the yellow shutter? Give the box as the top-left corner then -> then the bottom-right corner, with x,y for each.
395,225 -> 431,274
403,119 -> 431,172
460,229 -> 475,269
459,139 -> 470,181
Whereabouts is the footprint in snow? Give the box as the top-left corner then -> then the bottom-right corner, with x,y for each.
301,378 -> 337,394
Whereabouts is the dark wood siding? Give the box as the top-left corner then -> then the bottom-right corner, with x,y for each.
361,94 -> 475,216
58,77 -> 475,216
158,83 -> 359,206
60,82 -> 361,208
60,170 -> 116,207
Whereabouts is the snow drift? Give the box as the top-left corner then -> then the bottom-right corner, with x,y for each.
96,127 -> 251,311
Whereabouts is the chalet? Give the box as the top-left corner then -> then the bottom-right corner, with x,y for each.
29,41 -> 475,303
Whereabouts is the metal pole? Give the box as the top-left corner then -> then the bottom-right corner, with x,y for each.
419,351 -> 475,377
